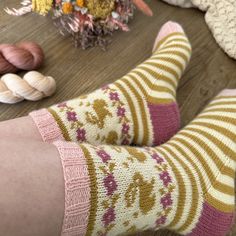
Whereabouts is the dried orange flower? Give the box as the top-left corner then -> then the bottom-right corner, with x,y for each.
76,0 -> 84,7
62,2 -> 73,14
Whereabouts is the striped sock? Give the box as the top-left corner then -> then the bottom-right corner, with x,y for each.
30,21 -> 192,146
54,89 -> 235,236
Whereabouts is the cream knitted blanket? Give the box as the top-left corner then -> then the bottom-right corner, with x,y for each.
162,0 -> 236,60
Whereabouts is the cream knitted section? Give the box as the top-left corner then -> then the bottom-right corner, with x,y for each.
162,0 -> 236,60
162,0 -> 195,8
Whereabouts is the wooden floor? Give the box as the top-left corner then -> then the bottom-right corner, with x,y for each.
1,0 -> 236,235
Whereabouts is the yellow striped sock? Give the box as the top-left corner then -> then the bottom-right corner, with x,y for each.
56,89 -> 236,236
30,21 -> 192,146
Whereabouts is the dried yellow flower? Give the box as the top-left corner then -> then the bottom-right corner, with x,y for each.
86,0 -> 115,19
32,0 -> 53,15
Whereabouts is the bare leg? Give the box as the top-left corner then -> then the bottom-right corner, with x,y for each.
0,139 -> 64,236
0,116 -> 42,141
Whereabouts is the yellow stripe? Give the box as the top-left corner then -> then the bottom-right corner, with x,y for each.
121,77 -> 150,145
126,74 -> 148,97
156,148 -> 187,229
159,42 -> 191,49
48,108 -> 72,141
222,166 -> 235,178
126,74 -> 174,104
154,32 -> 185,50
214,180 -> 235,196
114,82 -> 139,144
142,62 -> 179,79
196,114 -> 236,130
153,50 -> 189,64
205,193 -> 235,213
170,38 -> 189,43
178,130 -> 224,170
168,140 -> 207,193
207,100 -> 236,108
185,127 -> 236,162
148,85 -> 175,97
157,39 -> 189,51
128,71 -> 175,97
171,136 -> 216,192
203,108 -> 236,113
191,121 -> 236,145
80,145 -> 98,236
146,57 -> 184,72
138,63 -> 178,81
129,70 -> 176,104
214,95 -> 236,100
163,145 -> 200,233
132,66 -> 177,89
158,43 -> 192,54
147,97 -> 174,104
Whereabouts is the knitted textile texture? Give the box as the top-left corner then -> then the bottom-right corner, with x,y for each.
162,0 -> 195,8
0,71 -> 56,104
0,42 -> 44,74
53,88 -> 236,236
29,21 -> 192,146
162,0 -> 236,60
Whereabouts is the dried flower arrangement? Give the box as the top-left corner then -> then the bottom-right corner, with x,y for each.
5,0 -> 152,50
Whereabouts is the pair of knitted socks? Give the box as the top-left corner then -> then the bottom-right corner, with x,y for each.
29,22 -> 235,236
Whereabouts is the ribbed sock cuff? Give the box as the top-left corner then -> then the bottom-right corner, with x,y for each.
217,89 -> 236,97
53,141 -> 91,236
29,109 -> 65,143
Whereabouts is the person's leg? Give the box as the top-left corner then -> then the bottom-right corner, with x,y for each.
0,139 -> 64,236
0,21 -> 192,146
0,116 -> 42,140
0,90 -> 236,236
53,89 -> 236,236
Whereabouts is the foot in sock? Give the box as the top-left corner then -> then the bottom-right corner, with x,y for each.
29,21 -> 192,146
54,89 -> 236,236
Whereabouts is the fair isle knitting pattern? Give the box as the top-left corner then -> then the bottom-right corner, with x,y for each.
50,85 -> 134,145
30,21 -> 192,146
55,89 -> 236,236
80,144 -> 177,236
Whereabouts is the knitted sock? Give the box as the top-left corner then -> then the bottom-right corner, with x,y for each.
54,89 -> 236,236
30,21 -> 192,146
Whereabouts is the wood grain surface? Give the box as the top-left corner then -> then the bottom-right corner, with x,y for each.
0,0 -> 236,235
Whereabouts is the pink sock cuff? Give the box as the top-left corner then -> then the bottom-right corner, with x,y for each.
29,109 -> 65,143
53,141 -> 91,236
217,89 -> 236,97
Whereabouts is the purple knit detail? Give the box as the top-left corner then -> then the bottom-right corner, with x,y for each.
148,102 -> 180,145
188,202 -> 235,236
